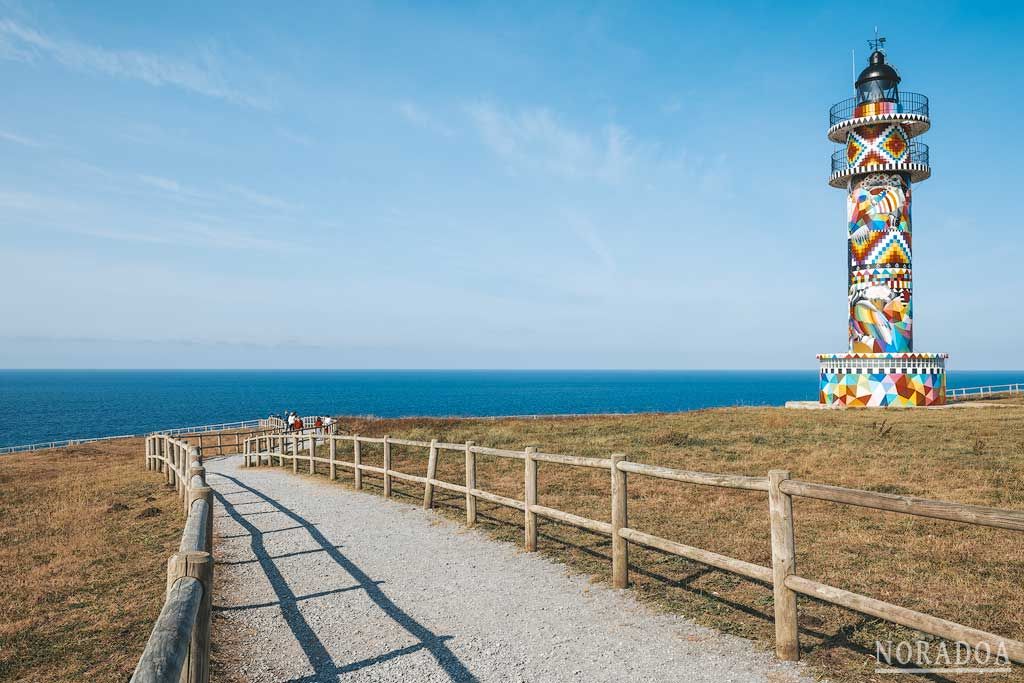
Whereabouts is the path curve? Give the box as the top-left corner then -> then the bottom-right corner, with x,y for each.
207,456 -> 813,682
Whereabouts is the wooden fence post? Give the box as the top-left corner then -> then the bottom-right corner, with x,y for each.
329,437 -> 337,481
166,551 -> 213,683
174,444 -> 183,496
198,434 -> 203,452
383,436 -> 392,497
291,436 -> 298,474
423,439 -> 438,509
465,441 -> 476,526
769,469 -> 799,661
217,433 -> 222,455
180,444 -> 188,500
308,435 -> 315,475
145,437 -> 151,470
353,438 -> 362,490
611,453 -> 628,588
524,447 -> 537,551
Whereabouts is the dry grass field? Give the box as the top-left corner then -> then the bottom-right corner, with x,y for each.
0,438 -> 182,682
295,402 -> 1024,682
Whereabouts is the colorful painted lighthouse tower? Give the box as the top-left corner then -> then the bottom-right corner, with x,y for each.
818,41 -> 947,407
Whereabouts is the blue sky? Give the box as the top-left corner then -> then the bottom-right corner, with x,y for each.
1,1 -> 1021,369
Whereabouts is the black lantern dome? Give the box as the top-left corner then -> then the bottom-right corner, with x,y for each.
855,50 -> 901,104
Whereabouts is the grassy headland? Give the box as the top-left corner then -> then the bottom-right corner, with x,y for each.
2,402 -> 1021,682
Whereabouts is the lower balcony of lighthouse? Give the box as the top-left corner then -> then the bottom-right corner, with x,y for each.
817,352 -> 948,407
829,143 -> 930,188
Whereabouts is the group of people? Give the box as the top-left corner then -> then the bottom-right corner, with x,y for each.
282,410 -> 334,434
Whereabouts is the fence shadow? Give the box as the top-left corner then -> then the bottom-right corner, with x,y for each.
211,472 -> 477,682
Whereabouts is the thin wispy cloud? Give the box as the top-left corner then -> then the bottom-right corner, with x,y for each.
0,18 -> 268,108
278,128 -> 313,147
564,210 -> 617,273
465,102 -> 636,182
71,220 -> 290,252
137,174 -> 183,193
0,129 -> 41,147
136,173 -> 297,214
397,101 -> 455,138
226,184 -> 298,212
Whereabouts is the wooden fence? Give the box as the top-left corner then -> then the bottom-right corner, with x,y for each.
244,432 -> 1024,665
131,435 -> 215,683
173,416 -> 329,457
181,427 -> 278,457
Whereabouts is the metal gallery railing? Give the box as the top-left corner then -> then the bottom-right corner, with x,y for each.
830,140 -> 929,175
829,92 -> 929,127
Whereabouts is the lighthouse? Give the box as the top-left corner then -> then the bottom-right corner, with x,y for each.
818,39 -> 947,407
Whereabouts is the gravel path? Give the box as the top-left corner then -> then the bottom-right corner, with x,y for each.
207,456 -> 814,683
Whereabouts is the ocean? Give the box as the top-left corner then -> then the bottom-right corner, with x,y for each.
1,369 -> 1022,448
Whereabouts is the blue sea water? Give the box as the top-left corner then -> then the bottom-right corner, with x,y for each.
1,369 -> 1022,448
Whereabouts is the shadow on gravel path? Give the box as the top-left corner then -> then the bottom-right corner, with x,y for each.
212,472 -> 477,683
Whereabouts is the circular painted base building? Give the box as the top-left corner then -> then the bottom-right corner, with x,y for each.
818,45 -> 947,407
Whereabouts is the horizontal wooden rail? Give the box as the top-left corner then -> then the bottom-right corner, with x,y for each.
243,429 -> 1024,668
386,469 -> 428,485
533,451 -> 611,469
179,500 -> 210,554
785,575 -> 1024,663
780,479 -> 1024,531
383,437 -> 431,447
531,504 -> 611,535
619,527 -> 772,582
130,577 -> 203,683
471,488 -> 525,511
617,461 -> 769,491
470,445 -> 526,460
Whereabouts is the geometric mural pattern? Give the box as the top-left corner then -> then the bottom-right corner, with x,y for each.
847,170 -> 914,353
846,123 -> 910,168
849,230 -> 912,266
820,371 -> 946,407
850,266 -> 911,290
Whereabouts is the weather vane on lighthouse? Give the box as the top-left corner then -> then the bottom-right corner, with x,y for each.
817,39 -> 948,407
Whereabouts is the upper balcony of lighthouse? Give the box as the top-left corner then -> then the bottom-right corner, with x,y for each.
828,47 -> 931,188
828,50 -> 930,143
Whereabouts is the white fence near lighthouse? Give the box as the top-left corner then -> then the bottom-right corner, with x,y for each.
946,383 -> 1024,401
